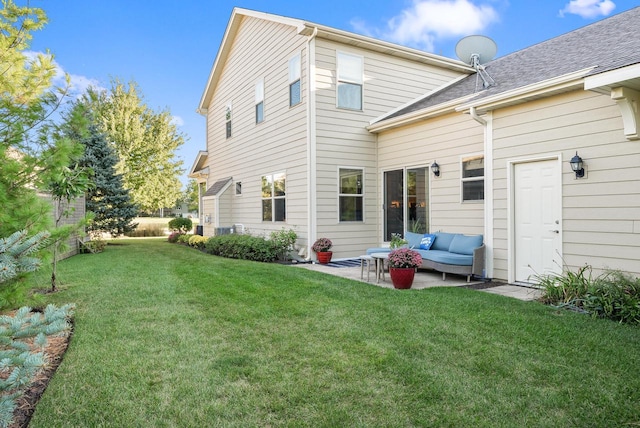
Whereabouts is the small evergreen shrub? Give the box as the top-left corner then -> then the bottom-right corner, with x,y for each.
167,232 -> 182,243
177,234 -> 191,244
204,234 -> 277,263
188,235 -> 207,249
168,218 -> 193,233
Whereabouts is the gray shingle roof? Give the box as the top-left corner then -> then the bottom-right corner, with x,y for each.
203,177 -> 232,197
381,6 -> 640,121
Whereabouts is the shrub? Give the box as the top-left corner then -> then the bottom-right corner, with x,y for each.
270,228 -> 297,261
85,238 -> 106,253
167,232 -> 182,243
127,225 -> 165,237
168,217 -> 193,233
585,271 -> 640,324
204,234 -> 277,263
177,234 -> 191,244
188,235 -> 208,249
537,265 -> 593,310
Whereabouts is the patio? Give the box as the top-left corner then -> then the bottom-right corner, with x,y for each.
296,259 -> 543,301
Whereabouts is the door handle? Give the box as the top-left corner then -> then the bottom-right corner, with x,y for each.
549,230 -> 559,234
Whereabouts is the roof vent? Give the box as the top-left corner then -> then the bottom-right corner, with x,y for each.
455,35 -> 497,90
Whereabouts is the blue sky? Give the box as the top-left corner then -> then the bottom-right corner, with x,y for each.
29,0 -> 638,187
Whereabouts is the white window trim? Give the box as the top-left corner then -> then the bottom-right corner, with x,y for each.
336,51 -> 364,111
261,172 -> 286,222
255,78 -> 264,124
460,153 -> 485,203
337,166 -> 365,223
225,101 -> 232,139
289,52 -> 302,107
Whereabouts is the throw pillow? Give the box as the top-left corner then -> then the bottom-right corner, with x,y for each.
419,234 -> 436,250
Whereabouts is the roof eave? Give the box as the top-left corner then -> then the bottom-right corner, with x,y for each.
457,67 -> 596,114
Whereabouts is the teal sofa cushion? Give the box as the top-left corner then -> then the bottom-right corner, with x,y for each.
448,234 -> 483,255
404,231 -> 423,249
431,232 -> 456,251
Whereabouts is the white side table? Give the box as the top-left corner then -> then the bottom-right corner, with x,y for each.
359,255 -> 374,281
370,252 -> 390,283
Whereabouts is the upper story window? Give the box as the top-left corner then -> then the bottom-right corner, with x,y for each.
225,102 -> 232,139
461,155 -> 484,201
337,52 -> 363,111
261,173 -> 286,222
289,53 -> 301,107
339,168 -> 363,222
255,79 -> 264,124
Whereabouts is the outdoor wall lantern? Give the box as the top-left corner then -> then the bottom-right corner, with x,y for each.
569,151 -> 585,178
431,161 -> 440,177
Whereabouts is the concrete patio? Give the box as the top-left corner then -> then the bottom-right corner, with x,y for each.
295,260 -> 543,302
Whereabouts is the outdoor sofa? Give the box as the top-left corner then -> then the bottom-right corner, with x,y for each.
367,231 -> 485,282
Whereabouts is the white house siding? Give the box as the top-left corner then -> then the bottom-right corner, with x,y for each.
377,112 -> 485,238
201,196 -> 216,237
203,16 -> 309,242
492,89 -> 640,279
313,39 -> 464,258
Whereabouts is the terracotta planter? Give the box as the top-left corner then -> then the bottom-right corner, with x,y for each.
316,251 -> 333,264
389,267 -> 416,289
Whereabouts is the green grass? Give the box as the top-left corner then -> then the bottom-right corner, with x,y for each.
27,239 -> 640,427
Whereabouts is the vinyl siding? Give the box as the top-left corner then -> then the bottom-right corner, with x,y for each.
492,89 -> 640,279
377,112 -> 485,239
313,39 -> 464,258
203,16 -> 309,241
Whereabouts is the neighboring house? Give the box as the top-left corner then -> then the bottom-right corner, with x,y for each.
191,7 -> 640,282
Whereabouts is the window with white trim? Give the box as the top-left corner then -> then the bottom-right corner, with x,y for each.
339,168 -> 363,221
289,53 -> 301,107
337,52 -> 363,110
461,155 -> 484,201
225,102 -> 232,139
261,173 -> 286,221
255,79 -> 264,124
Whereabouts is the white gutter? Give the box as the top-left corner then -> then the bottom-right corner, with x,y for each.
468,107 -> 493,279
306,27 -> 318,259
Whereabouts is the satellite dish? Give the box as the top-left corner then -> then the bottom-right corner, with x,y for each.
455,35 -> 497,67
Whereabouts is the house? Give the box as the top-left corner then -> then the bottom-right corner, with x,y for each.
191,7 -> 640,282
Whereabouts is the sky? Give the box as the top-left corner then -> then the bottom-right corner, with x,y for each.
27,0 -> 639,188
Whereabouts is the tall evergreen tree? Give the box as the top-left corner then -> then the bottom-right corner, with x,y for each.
70,106 -> 138,237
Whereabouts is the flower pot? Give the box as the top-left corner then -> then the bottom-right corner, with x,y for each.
316,251 -> 333,264
389,267 -> 415,289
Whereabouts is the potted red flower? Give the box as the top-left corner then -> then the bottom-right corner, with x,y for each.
387,248 -> 422,289
312,238 -> 333,264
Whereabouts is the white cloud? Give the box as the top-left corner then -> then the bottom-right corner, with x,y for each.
362,0 -> 499,51
559,0 -> 616,18
170,116 -> 185,127
23,51 -> 106,97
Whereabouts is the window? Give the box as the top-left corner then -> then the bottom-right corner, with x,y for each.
337,52 -> 363,110
225,102 -> 232,139
235,181 -> 242,195
262,173 -> 286,221
339,168 -> 363,221
289,53 -> 301,107
255,79 -> 264,123
461,155 -> 484,201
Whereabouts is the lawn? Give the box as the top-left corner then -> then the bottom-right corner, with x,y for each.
28,239 -> 640,427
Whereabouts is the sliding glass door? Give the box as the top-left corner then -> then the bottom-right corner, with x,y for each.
384,167 -> 429,241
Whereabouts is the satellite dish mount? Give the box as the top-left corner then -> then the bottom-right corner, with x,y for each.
455,35 -> 497,90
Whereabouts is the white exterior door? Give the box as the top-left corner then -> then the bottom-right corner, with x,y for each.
513,159 -> 562,282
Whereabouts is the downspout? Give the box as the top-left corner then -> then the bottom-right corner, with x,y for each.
306,27 -> 318,260
470,107 -> 494,280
